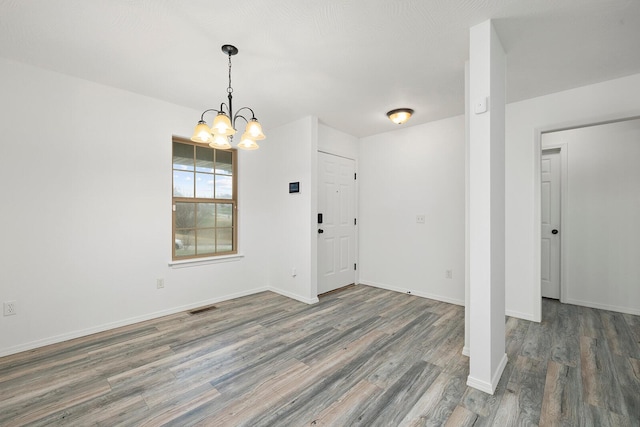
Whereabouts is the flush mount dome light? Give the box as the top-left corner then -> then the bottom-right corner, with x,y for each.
386,108 -> 414,125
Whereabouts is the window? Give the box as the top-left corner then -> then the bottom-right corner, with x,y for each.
172,137 -> 237,260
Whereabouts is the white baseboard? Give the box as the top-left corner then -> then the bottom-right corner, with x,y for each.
563,298 -> 640,316
0,286 -> 272,358
268,287 -> 319,305
462,346 -> 470,356
466,353 -> 508,395
505,309 -> 537,322
359,280 -> 465,306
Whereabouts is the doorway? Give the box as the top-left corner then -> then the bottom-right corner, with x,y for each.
317,152 -> 356,294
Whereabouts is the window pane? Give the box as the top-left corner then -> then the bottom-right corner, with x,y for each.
196,146 -> 214,173
175,203 -> 195,229
173,142 -> 194,171
197,228 -> 216,255
217,228 -> 233,252
173,171 -> 194,197
197,203 -> 216,227
215,175 -> 233,199
216,150 -> 233,175
195,173 -> 214,198
217,203 -> 233,227
175,229 -> 195,256
173,138 -> 237,260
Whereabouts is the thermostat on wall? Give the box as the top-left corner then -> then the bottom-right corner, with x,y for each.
289,182 -> 300,193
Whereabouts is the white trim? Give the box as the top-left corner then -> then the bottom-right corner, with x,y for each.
532,114 -> 640,323
269,287 -> 319,305
466,376 -> 494,394
0,286 -> 323,358
168,253 -> 244,268
564,298 -> 640,316
462,346 -> 470,356
360,280 -> 465,306
532,128 -> 543,322
506,309 -> 536,322
317,149 -> 356,161
0,285 -> 269,358
466,353 -> 508,394
541,143 -> 568,305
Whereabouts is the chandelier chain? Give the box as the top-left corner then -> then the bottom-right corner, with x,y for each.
227,53 -> 233,94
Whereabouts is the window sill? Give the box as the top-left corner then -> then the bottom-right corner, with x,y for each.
168,253 -> 244,268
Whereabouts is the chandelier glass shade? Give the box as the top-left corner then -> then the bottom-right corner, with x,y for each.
190,44 -> 265,150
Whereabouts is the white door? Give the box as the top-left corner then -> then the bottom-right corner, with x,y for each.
541,150 -> 561,299
317,152 -> 356,294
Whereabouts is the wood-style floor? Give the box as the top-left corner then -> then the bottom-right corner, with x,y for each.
1,285 -> 639,426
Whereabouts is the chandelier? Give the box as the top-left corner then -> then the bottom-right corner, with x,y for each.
191,45 -> 266,150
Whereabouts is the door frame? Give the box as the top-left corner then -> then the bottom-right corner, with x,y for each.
317,149 -> 359,293
533,115 -> 640,322
540,144 -> 568,303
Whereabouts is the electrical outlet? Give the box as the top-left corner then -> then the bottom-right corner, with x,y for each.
157,278 -> 165,289
446,270 -> 453,279
4,301 -> 17,316
416,215 -> 426,224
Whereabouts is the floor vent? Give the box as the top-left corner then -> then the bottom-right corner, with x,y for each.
189,305 -> 217,315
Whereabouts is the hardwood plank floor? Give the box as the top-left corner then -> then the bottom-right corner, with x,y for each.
1,286 -> 639,426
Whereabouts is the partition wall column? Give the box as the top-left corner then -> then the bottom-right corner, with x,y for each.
466,19 -> 508,394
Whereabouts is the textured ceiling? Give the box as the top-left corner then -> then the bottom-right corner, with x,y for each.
1,0 -> 639,137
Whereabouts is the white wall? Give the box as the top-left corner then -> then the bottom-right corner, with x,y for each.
542,119 -> 640,315
505,72 -> 640,321
261,116 -> 319,304
0,58 -> 272,356
318,123 -> 359,159
358,116 -> 465,305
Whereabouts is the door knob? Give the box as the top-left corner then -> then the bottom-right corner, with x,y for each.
318,229 -> 324,234
552,229 -> 559,234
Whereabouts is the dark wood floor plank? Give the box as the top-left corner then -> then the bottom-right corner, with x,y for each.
347,360 -> 442,426
1,286 -> 640,426
580,335 -> 629,416
521,317 -> 552,362
311,379 -> 382,426
579,304 -> 607,339
539,360 -> 583,426
28,387 -> 150,427
611,354 -> 640,420
508,355 -> 547,425
192,360 -> 310,426
505,316 -> 530,360
602,311 -> 640,359
623,313 -> 640,346
407,373 -> 467,426
550,302 -> 580,367
444,404 -> 479,426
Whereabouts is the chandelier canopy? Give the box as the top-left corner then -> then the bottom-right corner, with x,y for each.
191,45 -> 265,150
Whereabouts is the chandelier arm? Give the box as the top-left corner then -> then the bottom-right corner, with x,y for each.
234,107 -> 256,120
199,108 -> 221,122
233,114 -> 250,126
219,102 -> 230,116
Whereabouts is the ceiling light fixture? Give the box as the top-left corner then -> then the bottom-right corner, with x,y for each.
386,108 -> 414,125
191,45 -> 265,150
